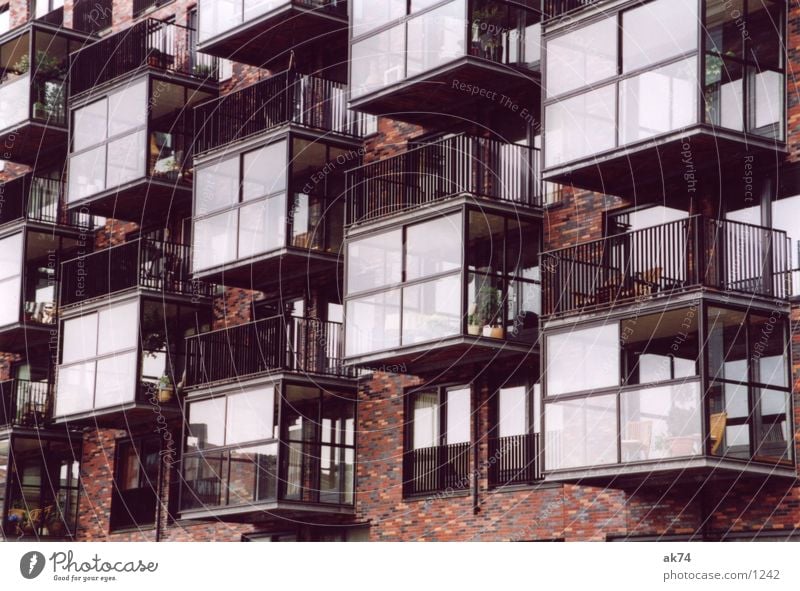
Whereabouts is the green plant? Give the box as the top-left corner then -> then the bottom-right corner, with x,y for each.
158,374 -> 173,390
475,284 -> 501,327
13,51 -> 64,76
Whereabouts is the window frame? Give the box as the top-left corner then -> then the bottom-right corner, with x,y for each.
110,435 -> 161,531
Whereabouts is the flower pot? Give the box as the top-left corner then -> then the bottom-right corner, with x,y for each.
158,386 -> 174,403
668,436 -> 696,456
468,324 -> 482,336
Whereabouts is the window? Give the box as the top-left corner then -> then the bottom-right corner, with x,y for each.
545,17 -> 617,98
0,233 -> 22,327
110,438 -> 160,530
771,194 -> 800,293
33,0 -> 64,18
0,6 -> 9,34
352,0 -> 405,37
55,301 -> 139,416
489,382 -> 541,487
192,141 -> 287,272
405,386 -> 471,495
621,0 -> 696,72
546,324 -> 619,396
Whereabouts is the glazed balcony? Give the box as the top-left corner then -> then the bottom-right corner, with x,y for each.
346,134 -> 542,225
194,70 -> 375,156
0,175 -> 89,229
0,22 -> 91,165
196,0 -> 348,70
60,237 -> 214,308
0,380 -> 52,429
542,0 -> 787,196
542,304 -> 795,486
542,216 -> 791,318
349,0 -> 542,134
69,19 -> 219,97
185,315 -> 354,387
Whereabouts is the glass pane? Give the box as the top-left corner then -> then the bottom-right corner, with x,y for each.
97,300 -> 138,355
61,313 -> 98,363
225,386 -> 276,445
238,195 -> 287,258
187,398 -> 226,450
622,0 -> 697,72
545,17 -> 617,97
72,98 -> 107,151
352,0 -> 405,37
406,214 -> 462,280
350,24 -> 405,99
755,389 -> 791,461
407,1 -> 466,77
0,74 -> 29,130
466,273 -> 503,337
749,66 -> 783,139
198,0 -> 241,42
106,130 -> 146,188
117,443 -> 140,490
620,58 -> 697,144
344,289 -> 401,356
68,146 -> 106,201
704,0 -> 745,59
0,277 -> 18,326
195,156 -> 239,215
498,385 -> 527,437
228,443 -> 278,505
0,232 -> 21,280
107,79 -> 147,137
55,362 -> 95,416
346,229 -> 402,293
95,351 -> 137,408
704,55 -> 744,130
413,391 -> 439,449
181,453 -> 224,509
468,211 -> 504,273
546,324 -> 620,396
192,211 -> 237,272
402,275 -> 462,345
544,394 -> 617,470
620,382 -> 702,461
749,313 -> 787,387
707,307 -> 748,382
243,141 -> 286,199
544,85 -> 617,167
747,0 -> 783,68
445,387 -> 470,444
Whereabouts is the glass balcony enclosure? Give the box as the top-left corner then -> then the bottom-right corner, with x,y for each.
192,135 -> 353,287
66,75 -> 214,222
543,304 -> 794,484
180,382 -> 355,519
53,297 -> 211,426
344,206 -> 540,369
196,0 -> 348,69
0,22 -> 90,164
542,0 -> 786,193
0,434 -> 81,540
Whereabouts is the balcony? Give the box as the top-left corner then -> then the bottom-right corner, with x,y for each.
66,65 -> 216,224
0,22 -> 91,165
542,304 -> 795,487
196,0 -> 348,70
346,134 -> 541,226
180,383 -> 355,521
60,237 -> 214,308
0,174 -> 89,229
194,70 -> 374,156
542,0 -> 786,196
344,203 -> 540,373
185,315 -> 353,387
0,380 -> 51,429
349,0 -> 542,135
403,442 -> 470,497
0,433 -> 81,539
54,296 -> 210,427
542,216 -> 792,318
69,19 -> 219,97
487,432 -> 542,487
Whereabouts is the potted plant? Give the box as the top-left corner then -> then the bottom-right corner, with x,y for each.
158,374 -> 174,403
476,284 -> 503,338
666,387 -> 700,456
466,303 -> 482,335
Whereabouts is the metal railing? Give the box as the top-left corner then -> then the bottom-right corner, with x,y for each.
541,0 -> 601,18
0,176 -> 88,228
0,380 -> 51,427
70,18 -> 219,96
488,433 -> 542,487
403,442 -> 471,496
184,315 -> 353,386
347,134 -> 541,224
542,216 -> 792,317
194,69 -> 372,154
60,238 -> 214,306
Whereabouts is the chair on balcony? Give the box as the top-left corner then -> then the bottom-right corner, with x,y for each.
634,267 -> 663,297
621,420 -> 652,461
709,412 -> 727,455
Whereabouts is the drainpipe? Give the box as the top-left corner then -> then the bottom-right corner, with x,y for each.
472,381 -> 481,515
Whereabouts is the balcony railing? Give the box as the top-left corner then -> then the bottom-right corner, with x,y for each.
194,70 -> 372,154
542,216 -> 792,317
0,380 -> 51,427
60,238 -> 214,307
0,176 -> 89,228
185,315 -> 353,386
488,433 -> 542,487
70,19 -> 219,96
346,134 -> 541,225
403,442 -> 470,496
541,0 -> 601,18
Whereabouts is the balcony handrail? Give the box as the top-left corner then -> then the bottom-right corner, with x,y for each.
69,18 -> 219,97
540,0 -> 602,19
346,133 -> 542,224
194,68 -> 370,154
0,379 -> 52,427
488,432 -> 542,486
184,314 -> 353,386
403,441 -> 471,496
541,215 -> 792,316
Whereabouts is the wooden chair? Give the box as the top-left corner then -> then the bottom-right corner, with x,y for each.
709,412 -> 728,455
635,267 -> 663,296
622,420 -> 653,461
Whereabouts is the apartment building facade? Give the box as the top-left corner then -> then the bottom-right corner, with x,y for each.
0,0 -> 797,542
